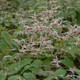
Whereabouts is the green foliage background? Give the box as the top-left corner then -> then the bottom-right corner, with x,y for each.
0,0 -> 80,80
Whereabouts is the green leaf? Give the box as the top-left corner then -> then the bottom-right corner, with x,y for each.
61,59 -> 74,68
38,69 -> 46,76
31,59 -> 42,68
23,72 -> 36,80
76,69 -> 80,75
1,31 -> 12,47
71,78 -> 79,80
0,39 -> 9,52
8,75 -> 25,80
7,58 -> 32,75
44,69 -> 66,80
0,73 -> 6,80
66,46 -> 75,58
21,59 -> 42,74
43,59 -> 51,70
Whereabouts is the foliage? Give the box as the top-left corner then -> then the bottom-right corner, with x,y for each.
0,0 -> 80,80
56,0 -> 80,24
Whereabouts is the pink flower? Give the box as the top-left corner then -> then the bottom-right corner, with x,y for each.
69,68 -> 76,74
40,37 -> 43,41
4,55 -> 12,59
40,18 -> 44,21
59,37 -> 63,40
37,50 -> 40,54
54,33 -> 58,37
32,17 -> 35,20
40,26 -> 43,29
74,43 -> 77,46
41,7 -> 45,10
28,27 -> 32,31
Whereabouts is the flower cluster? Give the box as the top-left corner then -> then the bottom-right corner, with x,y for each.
12,0 -> 80,58
12,0 -> 80,79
